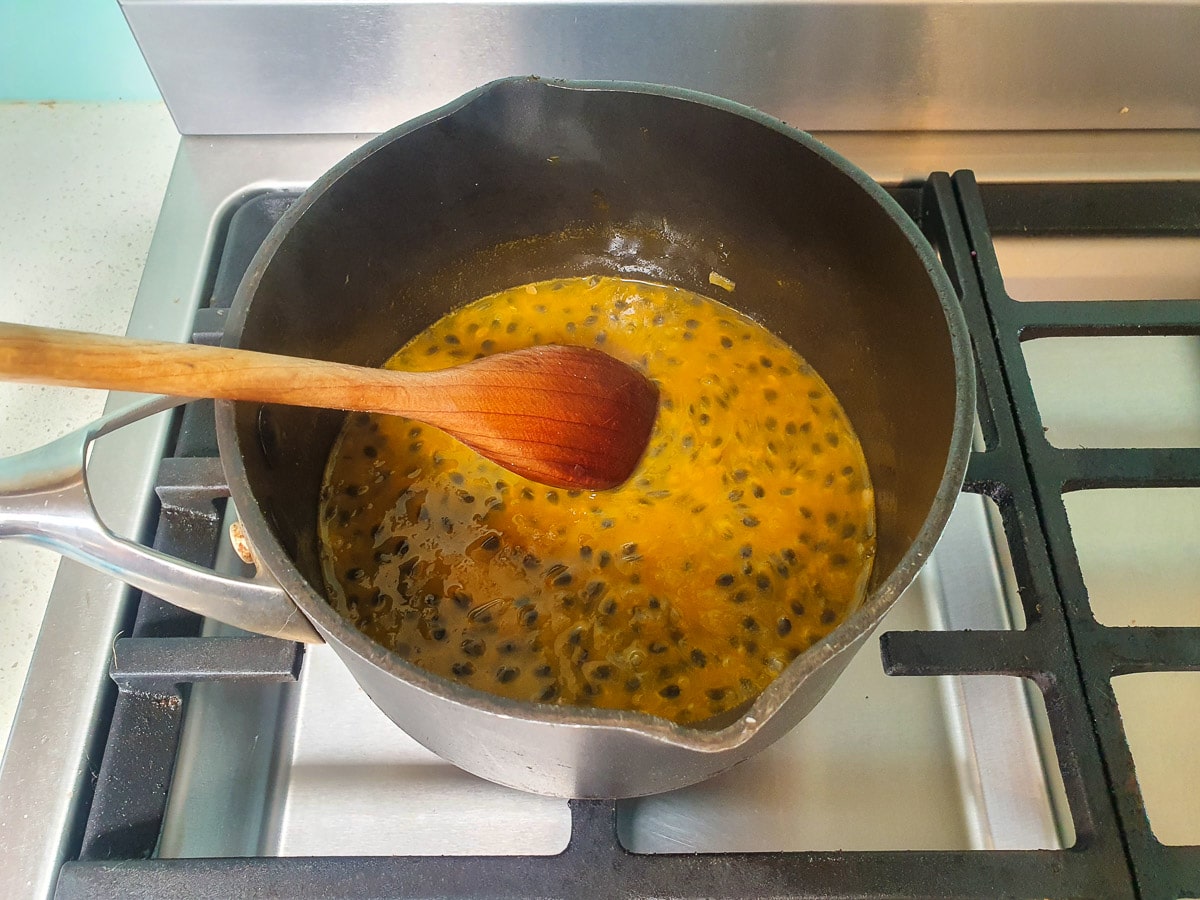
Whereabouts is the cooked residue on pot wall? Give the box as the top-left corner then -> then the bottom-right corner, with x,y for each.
318,276 -> 876,724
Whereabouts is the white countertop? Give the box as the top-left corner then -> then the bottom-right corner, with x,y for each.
0,101 -> 180,746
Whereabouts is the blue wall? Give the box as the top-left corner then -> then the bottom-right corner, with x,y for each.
1,0 -> 161,101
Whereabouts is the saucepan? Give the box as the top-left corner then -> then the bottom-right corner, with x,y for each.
0,78 -> 973,798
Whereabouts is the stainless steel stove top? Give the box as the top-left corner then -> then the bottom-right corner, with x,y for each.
2,130 -> 1198,898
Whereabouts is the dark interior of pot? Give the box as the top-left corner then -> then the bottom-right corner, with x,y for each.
228,80 -> 959,618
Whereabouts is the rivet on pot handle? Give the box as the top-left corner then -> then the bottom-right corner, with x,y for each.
0,396 -> 322,644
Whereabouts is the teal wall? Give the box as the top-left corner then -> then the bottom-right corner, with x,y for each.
1,0 -> 161,101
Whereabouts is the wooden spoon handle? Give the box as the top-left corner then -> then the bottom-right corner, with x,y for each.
0,322 -> 423,412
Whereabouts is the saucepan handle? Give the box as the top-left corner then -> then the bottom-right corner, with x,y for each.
0,396 -> 322,643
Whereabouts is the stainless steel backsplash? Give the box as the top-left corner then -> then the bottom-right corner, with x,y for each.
120,0 -> 1200,135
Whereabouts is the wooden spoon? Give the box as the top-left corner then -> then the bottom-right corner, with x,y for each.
0,323 -> 659,490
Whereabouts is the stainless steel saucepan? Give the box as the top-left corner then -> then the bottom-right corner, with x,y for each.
0,78 -> 974,798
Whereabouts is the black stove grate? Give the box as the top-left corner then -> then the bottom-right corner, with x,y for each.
55,173 -> 1200,899
951,173 -> 1200,899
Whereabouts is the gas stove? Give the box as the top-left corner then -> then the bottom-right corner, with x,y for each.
1,129 -> 1196,897
2,3 -> 1200,889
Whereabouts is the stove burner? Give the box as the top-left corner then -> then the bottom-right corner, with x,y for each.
55,174 -> 1200,899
